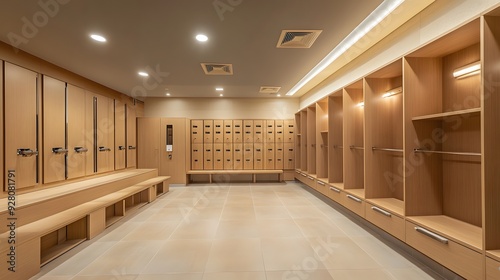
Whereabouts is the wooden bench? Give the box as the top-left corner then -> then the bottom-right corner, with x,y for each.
0,170 -> 170,280
187,169 -> 284,184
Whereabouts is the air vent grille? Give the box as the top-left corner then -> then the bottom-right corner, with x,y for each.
200,63 -> 233,75
259,86 -> 281,94
276,30 -> 322,48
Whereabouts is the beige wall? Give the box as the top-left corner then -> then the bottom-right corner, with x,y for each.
300,0 -> 500,109
144,97 -> 299,119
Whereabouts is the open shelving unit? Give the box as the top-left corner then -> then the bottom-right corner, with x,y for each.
300,110 -> 308,171
328,92 -> 343,186
105,200 -> 125,227
306,106 -> 316,175
40,217 -> 87,266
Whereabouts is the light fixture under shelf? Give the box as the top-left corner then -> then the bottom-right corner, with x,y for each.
382,86 -> 402,98
453,61 -> 480,79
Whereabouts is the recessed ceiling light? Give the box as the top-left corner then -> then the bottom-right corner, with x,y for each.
277,94 -> 281,97
196,34 -> 208,42
90,34 -> 106,42
216,87 -> 224,91
219,93 -> 223,97
138,72 -> 149,77
166,93 -> 171,96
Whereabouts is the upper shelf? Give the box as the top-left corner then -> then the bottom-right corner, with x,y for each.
412,108 -> 480,121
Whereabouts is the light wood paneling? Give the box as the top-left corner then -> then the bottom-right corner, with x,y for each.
203,120 -> 213,143
365,201 -> 405,241
137,118 -> 160,169
284,119 -> 294,143
5,62 -> 38,189
294,113 -> 301,169
114,100 -> 126,170
300,111 -> 307,171
233,143 -> 243,170
343,86 -> 364,190
213,120 -> 223,143
316,100 -> 328,179
233,120 -> 243,143
191,143 -> 203,170
67,85 -> 90,179
126,104 -> 137,168
96,94 -> 114,173
486,257 -> 500,280
160,118 -> 187,183
214,143 -> 224,170
254,143 -> 263,170
284,143 -> 295,170
244,120 -> 254,143
204,143 -> 213,170
254,120 -> 264,143
328,95 -> 343,183
224,120 -> 233,143
223,143 -> 233,170
265,143 -> 275,170
306,106 -> 316,174
275,143 -> 284,170
43,76 -> 66,184
84,91 -> 95,175
191,120 -> 203,143
244,143 -> 254,170
265,120 -> 275,142
275,120 -> 284,142
0,62 -> 3,192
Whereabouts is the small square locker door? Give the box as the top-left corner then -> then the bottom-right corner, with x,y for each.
275,120 -> 284,143
213,144 -> 224,170
254,120 -> 263,143
233,120 -> 242,143
204,143 -> 213,169
265,120 -> 275,143
284,143 -> 295,170
244,143 -> 254,169
213,120 -> 224,143
192,143 -> 203,170
233,143 -> 243,170
275,143 -> 284,169
284,120 -> 295,142
191,120 -> 203,143
224,143 -> 233,170
265,143 -> 275,170
204,120 -> 214,143
254,143 -> 263,170
224,120 -> 233,143
243,120 -> 253,143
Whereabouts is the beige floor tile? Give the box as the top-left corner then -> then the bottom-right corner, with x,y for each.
215,219 -> 259,239
252,197 -> 283,207
163,198 -> 199,208
96,222 -> 144,241
122,221 -> 179,241
328,269 -> 395,280
279,196 -> 314,205
257,219 -> 304,238
387,268 -> 440,280
294,218 -> 346,237
185,206 -> 223,221
194,198 -> 226,209
141,239 -> 212,274
315,204 -> 348,220
220,206 -> 256,220
225,197 -> 254,206
36,276 -> 75,280
147,207 -> 192,222
266,269 -> 335,280
332,217 -> 372,236
202,271 -> 266,280
254,206 -> 290,220
72,275 -> 137,280
204,239 -> 265,272
286,205 -> 327,219
136,274 -> 202,280
350,235 -> 415,268
261,237 -> 326,271
169,220 -> 219,239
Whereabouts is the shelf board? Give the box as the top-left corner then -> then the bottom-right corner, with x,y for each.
487,250 -> 500,262
412,108 -> 480,121
106,215 -> 124,228
41,238 -> 86,266
344,188 -> 365,199
407,215 -> 482,252
366,198 -> 404,217
125,202 -> 147,214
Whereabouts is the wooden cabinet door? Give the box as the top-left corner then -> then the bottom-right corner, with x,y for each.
266,120 -> 275,142
203,120 -> 213,143
192,143 -> 203,170
96,94 -> 114,173
114,100 -> 126,170
223,120 -> 232,143
233,143 -> 243,170
159,118 -> 187,183
43,76 -> 66,184
67,84 -> 90,179
244,143 -> 253,169
224,143 -> 233,170
244,120 -> 253,143
204,143 -> 214,169
213,120 -> 223,143
265,143 -> 275,170
254,143 -> 263,170
254,120 -> 263,143
213,144 -> 224,170
275,143 -> 284,169
233,120 -> 242,143
137,117 -> 160,169
284,119 -> 295,142
191,120 -> 203,143
5,62 -> 38,189
126,104 -> 137,168
275,120 -> 284,143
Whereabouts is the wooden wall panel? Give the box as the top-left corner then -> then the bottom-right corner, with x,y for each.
96,94 -> 114,173
4,62 -> 38,190
114,100 -> 126,170
160,118 -> 187,183
137,118 -> 160,169
343,87 -> 364,190
67,85 -> 89,179
126,104 -> 137,168
328,95 -> 343,183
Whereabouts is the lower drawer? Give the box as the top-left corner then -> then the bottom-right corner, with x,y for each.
405,221 -> 483,280
486,256 -> 500,280
365,203 -> 404,241
340,192 -> 365,218
316,180 -> 328,196
326,184 -> 343,204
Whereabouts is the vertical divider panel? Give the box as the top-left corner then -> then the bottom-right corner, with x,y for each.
328,93 -> 343,183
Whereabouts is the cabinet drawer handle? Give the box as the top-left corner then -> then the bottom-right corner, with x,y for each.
301,173 -> 307,177
307,176 -> 314,180
98,146 -> 111,152
371,206 -> 391,217
118,146 -> 126,150
329,187 -> 340,193
415,227 -> 449,244
17,148 -> 38,157
74,147 -> 88,153
128,146 -> 136,150
317,181 -> 325,186
52,147 -> 68,154
347,195 -> 362,203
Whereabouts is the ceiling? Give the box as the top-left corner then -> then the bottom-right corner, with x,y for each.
0,0 -> 384,99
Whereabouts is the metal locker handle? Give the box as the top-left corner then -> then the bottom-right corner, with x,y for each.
128,146 -> 136,150
371,206 -> 392,217
317,181 -> 325,186
347,195 -> 362,203
415,227 -> 449,244
118,146 -> 126,150
17,148 -> 38,157
329,187 -> 340,193
74,147 -> 89,153
52,147 -> 68,154
99,146 -> 111,152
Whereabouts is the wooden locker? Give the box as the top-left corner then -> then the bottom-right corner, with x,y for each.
204,143 -> 213,169
96,94 -> 114,173
265,143 -> 275,170
67,84 -> 91,179
224,143 -> 233,170
223,120 -> 233,143
159,118 -> 188,183
243,120 -> 253,143
203,120 -> 213,143
137,118 -> 160,170
191,120 -> 203,143
213,120 -> 223,143
266,120 -> 275,143
213,144 -> 224,170
43,76 -> 66,184
254,143 -> 263,170
284,143 -> 295,170
233,143 -> 243,170
0,62 -> 3,191
192,143 -> 203,170
244,143 -> 253,169
126,103 -> 137,168
233,120 -> 243,142
4,62 -> 38,190
254,120 -> 263,143
284,119 -> 295,142
275,143 -> 284,169
114,100 -> 126,170
275,120 -> 284,143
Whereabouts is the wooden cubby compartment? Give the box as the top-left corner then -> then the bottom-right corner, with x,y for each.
404,19 -> 482,251
306,106 -> 316,175
125,189 -> 149,213
105,200 -> 125,227
294,113 -> 301,170
40,217 -> 87,266
328,92 -> 343,185
364,59 -> 404,216
316,99 -> 328,182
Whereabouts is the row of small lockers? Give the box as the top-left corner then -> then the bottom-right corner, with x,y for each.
191,119 -> 295,143
191,143 -> 295,170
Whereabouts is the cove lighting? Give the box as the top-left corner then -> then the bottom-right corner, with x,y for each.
285,0 -> 405,96
90,34 -> 107,42
382,86 -> 402,98
453,61 -> 481,79
196,34 -> 208,42
138,72 -> 149,77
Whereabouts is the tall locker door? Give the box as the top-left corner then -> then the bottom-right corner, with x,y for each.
96,94 -> 114,173
67,85 -> 90,179
213,144 -> 224,170
192,143 -> 203,170
284,143 -> 295,170
137,117 -> 160,169
204,120 -> 213,143
266,120 -> 275,143
233,143 -> 243,170
0,62 -> 3,191
84,92 -> 95,175
159,118 -> 187,183
244,143 -> 253,169
233,120 -> 242,143
126,104 -> 137,168
4,62 -> 38,190
213,120 -> 223,143
204,143 -> 213,169
43,76 -> 66,184
243,120 -> 253,143
284,120 -> 295,142
254,120 -> 263,143
191,120 -> 203,144
275,120 -> 284,143
275,143 -> 284,169
254,143 -> 263,170
224,143 -> 233,170
114,100 -> 126,170
265,143 -> 275,170
224,120 -> 233,143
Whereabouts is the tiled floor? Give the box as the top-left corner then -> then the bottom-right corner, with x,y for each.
32,182 -> 443,280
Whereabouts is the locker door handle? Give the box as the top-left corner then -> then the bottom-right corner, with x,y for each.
347,195 -> 362,203
17,148 -> 38,157
52,147 -> 68,154
118,146 -> 126,150
415,227 -> 448,244
329,187 -> 341,193
74,147 -> 89,153
99,146 -> 111,152
128,146 -> 136,150
371,206 -> 392,217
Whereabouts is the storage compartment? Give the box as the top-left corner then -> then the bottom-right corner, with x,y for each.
203,120 -> 213,143
254,143 -> 263,170
191,120 -> 203,143
275,120 -> 284,142
265,119 -> 275,142
365,200 -> 405,241
203,143 -> 214,170
233,143 -> 243,170
306,106 -> 316,175
283,143 -> 295,170
316,99 -> 328,182
40,217 -> 87,266
125,189 -> 150,212
300,111 -> 307,171
244,120 -> 254,143
486,256 -> 500,280
224,119 -> 233,143
264,143 -> 275,170
244,143 -> 253,169
191,143 -> 203,170
114,99 -> 127,170
223,143 -> 233,170
275,143 -> 284,170
213,120 -> 223,143
326,183 -> 343,204
233,120 -> 243,143
254,120 -> 263,143
285,119 -> 295,143
341,189 -> 365,218
328,93 -> 343,185
213,144 -> 224,170
106,200 -> 125,227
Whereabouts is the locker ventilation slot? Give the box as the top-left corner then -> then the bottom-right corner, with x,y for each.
276,30 -> 322,48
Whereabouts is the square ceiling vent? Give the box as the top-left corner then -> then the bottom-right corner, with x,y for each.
259,86 -> 281,94
276,30 -> 322,48
201,63 -> 233,75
